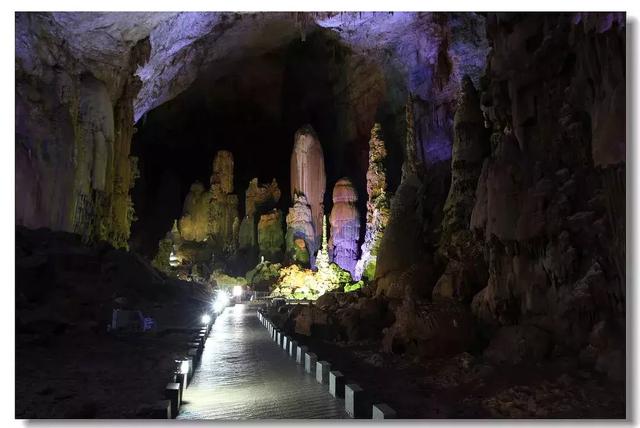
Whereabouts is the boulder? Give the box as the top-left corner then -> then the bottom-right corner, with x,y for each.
483,325 -> 552,365
382,300 -> 475,357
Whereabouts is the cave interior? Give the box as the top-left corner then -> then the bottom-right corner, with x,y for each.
14,12 -> 627,419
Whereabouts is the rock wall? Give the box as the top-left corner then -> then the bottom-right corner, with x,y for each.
329,177 -> 360,276
355,123 -> 390,281
468,13 -> 625,373
290,125 -> 326,254
16,13 -> 148,249
375,14 -> 625,373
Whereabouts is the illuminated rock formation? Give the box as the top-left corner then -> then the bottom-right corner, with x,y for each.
211,150 -> 234,194
290,125 -> 326,254
245,178 -> 281,218
176,150 -> 239,256
329,177 -> 360,276
240,178 -> 281,262
177,182 -> 211,242
209,184 -> 239,255
257,209 -> 284,262
285,194 -> 314,266
355,124 -> 390,281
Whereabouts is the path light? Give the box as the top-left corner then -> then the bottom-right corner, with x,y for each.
212,291 -> 230,313
201,314 -> 211,325
179,359 -> 190,375
232,285 -> 243,297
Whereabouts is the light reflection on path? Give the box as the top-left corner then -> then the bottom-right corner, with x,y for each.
177,304 -> 347,419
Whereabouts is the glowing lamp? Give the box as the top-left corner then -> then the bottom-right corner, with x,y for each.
201,314 -> 211,325
233,285 -> 243,297
212,291 -> 230,313
180,359 -> 190,375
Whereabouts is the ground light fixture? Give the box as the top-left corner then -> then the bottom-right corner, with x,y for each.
201,314 -> 211,325
232,285 -> 243,297
212,290 -> 230,313
180,359 -> 190,375
175,358 -> 190,375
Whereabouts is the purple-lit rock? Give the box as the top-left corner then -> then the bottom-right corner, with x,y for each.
329,178 -> 360,277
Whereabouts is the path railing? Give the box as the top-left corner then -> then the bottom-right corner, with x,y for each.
257,309 -> 397,419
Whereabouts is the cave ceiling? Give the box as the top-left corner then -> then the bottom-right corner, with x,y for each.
16,12 -> 489,122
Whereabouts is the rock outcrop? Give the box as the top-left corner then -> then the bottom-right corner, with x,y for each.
257,209 -> 284,262
432,76 -> 488,302
329,177 -> 360,276
239,178 -> 281,264
177,182 -> 210,241
355,123 -> 390,281
16,13 -> 149,249
290,125 -> 326,255
285,194 -> 315,266
467,13 -> 625,375
208,150 -> 240,254
245,178 -> 281,218
173,150 -> 239,265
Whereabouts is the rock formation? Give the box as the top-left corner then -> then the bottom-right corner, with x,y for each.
290,125 -> 326,254
175,150 -> 239,258
329,177 -> 360,276
467,13 -> 625,379
245,178 -> 281,218
257,209 -> 284,262
15,15 -> 150,249
211,150 -> 234,194
355,124 -> 390,281
177,182 -> 210,242
208,150 -> 239,254
285,194 -> 315,266
239,178 -> 281,263
432,76 -> 488,302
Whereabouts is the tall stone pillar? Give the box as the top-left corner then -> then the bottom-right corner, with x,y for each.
290,125 -> 326,255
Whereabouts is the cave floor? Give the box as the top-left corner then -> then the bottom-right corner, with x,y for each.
177,304 -> 347,419
291,332 -> 626,418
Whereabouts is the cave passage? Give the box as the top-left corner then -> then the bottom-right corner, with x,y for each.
130,29 -> 405,259
14,11 -> 627,421
178,305 -> 347,419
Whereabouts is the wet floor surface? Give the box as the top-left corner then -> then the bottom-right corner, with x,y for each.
177,304 -> 348,419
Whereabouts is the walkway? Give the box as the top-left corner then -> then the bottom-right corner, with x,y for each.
177,304 -> 347,419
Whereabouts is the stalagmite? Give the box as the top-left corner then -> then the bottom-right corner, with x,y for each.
245,178 -> 281,218
257,209 -> 285,262
209,150 -> 239,254
355,124 -> 390,281
177,181 -> 211,242
433,76 -> 487,302
290,125 -> 326,255
211,150 -> 234,194
285,194 -> 315,266
175,150 -> 239,256
240,177 -> 281,260
329,177 -> 360,276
